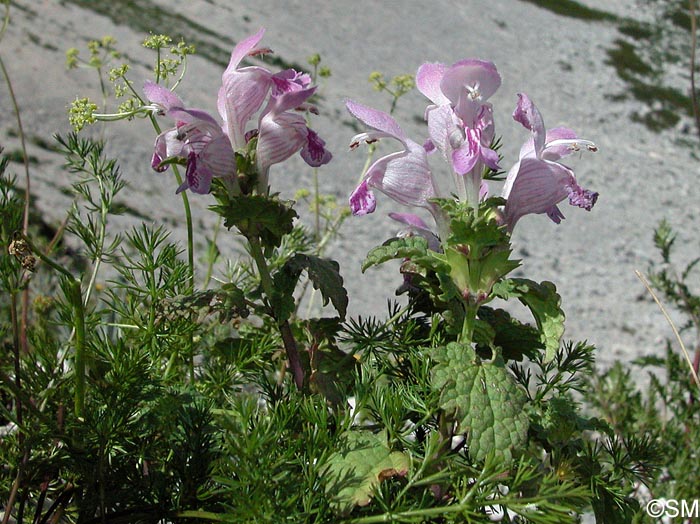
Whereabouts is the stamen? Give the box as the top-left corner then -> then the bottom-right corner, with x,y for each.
466,82 -> 482,101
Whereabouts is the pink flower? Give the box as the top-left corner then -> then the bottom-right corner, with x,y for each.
346,99 -> 436,216
146,28 -> 331,195
501,93 -> 598,231
417,59 -> 501,204
416,59 -> 501,175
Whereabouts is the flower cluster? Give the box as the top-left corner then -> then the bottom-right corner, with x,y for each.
146,28 -> 332,195
348,59 -> 598,238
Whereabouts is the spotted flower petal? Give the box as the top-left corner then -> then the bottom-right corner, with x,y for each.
502,95 -> 598,231
346,100 -> 436,215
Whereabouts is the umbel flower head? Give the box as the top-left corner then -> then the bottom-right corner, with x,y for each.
146,28 -> 331,195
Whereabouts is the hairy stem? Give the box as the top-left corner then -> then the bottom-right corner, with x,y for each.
459,303 -> 478,345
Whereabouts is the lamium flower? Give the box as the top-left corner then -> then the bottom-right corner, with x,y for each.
501,93 -> 598,231
417,59 -> 501,203
146,27 -> 331,195
347,99 -> 437,216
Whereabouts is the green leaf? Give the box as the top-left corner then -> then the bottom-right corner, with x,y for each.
476,306 -> 543,361
362,236 -> 430,272
492,278 -> 565,362
432,342 -> 529,462
160,285 -> 250,324
273,254 -> 348,322
323,430 -> 409,512
210,194 -> 297,248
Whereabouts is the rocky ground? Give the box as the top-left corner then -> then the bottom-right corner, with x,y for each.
2,0 -> 699,370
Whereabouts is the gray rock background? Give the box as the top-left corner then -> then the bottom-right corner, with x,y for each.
2,0 -> 698,369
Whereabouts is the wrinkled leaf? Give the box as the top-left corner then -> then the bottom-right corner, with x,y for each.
323,430 -> 409,512
477,306 -> 543,361
273,254 -> 347,323
210,194 -> 297,248
491,278 -> 564,362
362,236 -> 439,272
432,342 -> 528,462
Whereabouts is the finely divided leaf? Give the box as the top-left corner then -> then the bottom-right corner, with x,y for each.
323,430 -> 409,512
432,342 -> 528,462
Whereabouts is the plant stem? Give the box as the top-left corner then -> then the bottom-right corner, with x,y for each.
202,218 -> 221,288
173,173 -> 195,290
148,115 -> 195,290
82,177 -> 108,307
9,292 -> 23,437
148,115 -> 195,378
690,0 -> 700,138
459,303 -> 478,345
17,234 -> 88,416
1,450 -> 27,524
313,168 -> 321,242
0,48 -> 31,355
247,235 -> 304,390
69,278 -> 87,419
636,270 -> 700,389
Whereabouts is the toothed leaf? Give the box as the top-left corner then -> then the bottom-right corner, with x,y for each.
363,236 -> 432,272
273,254 -> 347,322
432,342 -> 528,462
492,278 -> 564,362
323,430 -> 409,512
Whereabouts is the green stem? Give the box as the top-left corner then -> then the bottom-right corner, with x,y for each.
248,235 -> 304,390
9,292 -> 23,431
313,168 -> 320,242
175,510 -> 225,522
171,167 -> 195,289
148,115 -> 194,290
0,46 -> 31,356
202,218 -> 221,288
459,303 -> 478,345
69,279 -> 86,419
18,233 -> 73,279
18,234 -> 87,416
148,115 -> 195,379
690,0 -> 700,139
82,177 -> 108,307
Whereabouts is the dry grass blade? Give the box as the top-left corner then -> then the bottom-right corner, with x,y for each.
635,270 -> 700,390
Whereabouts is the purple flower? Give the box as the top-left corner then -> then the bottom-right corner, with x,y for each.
256,86 -> 331,189
501,93 -> 598,231
417,59 -> 501,203
346,99 -> 436,216
146,28 -> 331,195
